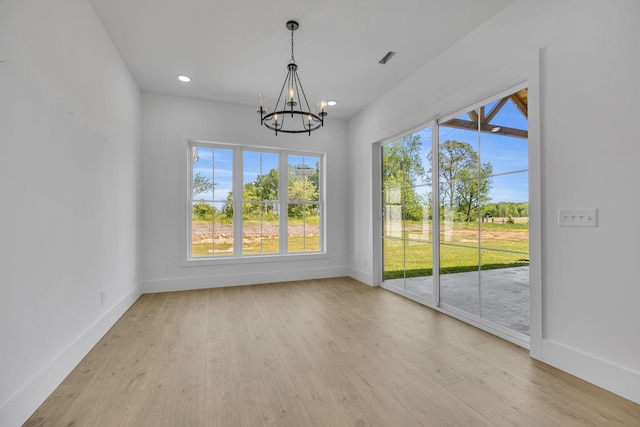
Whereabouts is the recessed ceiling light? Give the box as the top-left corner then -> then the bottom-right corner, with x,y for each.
327,100 -> 337,106
178,75 -> 191,83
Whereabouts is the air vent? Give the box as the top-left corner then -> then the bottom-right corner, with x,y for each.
378,51 -> 397,65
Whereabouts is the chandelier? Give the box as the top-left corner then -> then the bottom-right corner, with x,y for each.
258,21 -> 327,136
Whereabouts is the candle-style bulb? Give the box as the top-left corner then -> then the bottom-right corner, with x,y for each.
257,93 -> 264,114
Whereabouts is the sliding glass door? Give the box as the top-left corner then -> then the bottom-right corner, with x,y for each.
477,91 -> 529,334
382,88 -> 530,341
382,127 -> 433,305
438,92 -> 529,335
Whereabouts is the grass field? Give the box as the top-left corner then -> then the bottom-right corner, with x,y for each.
191,217 -> 320,256
384,219 -> 529,279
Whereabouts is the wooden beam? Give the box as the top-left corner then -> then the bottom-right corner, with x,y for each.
510,94 -> 528,119
467,110 -> 478,122
442,118 -> 477,131
485,97 -> 509,124
441,118 -> 528,139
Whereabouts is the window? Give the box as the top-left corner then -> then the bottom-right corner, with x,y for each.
242,150 -> 280,255
189,142 -> 324,259
287,154 -> 321,253
190,145 -> 234,257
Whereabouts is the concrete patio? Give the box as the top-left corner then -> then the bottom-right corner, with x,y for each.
383,266 -> 529,335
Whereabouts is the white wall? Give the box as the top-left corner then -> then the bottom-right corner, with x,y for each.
141,93 -> 349,292
0,0 -> 142,425
348,0 -> 640,403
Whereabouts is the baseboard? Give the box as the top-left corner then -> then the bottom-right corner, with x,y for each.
543,339 -> 640,404
0,283 -> 143,427
142,265 -> 349,293
346,266 -> 374,286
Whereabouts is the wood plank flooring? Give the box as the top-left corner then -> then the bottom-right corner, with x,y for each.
25,277 -> 640,426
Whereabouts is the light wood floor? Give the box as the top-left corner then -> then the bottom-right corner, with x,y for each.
26,277 -> 640,426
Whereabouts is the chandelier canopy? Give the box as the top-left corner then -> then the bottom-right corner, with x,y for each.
258,21 -> 327,136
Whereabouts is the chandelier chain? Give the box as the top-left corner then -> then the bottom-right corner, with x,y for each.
290,28 -> 295,63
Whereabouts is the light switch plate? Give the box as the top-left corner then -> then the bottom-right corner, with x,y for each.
558,208 -> 597,227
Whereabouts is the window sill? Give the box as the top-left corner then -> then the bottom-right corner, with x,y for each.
182,252 -> 330,268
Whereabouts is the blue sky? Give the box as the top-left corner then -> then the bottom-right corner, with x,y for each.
192,148 -> 319,204
411,96 -> 529,203
192,147 -> 232,204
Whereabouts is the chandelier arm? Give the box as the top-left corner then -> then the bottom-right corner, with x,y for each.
273,69 -> 292,115
292,72 -> 302,113
293,71 -> 313,114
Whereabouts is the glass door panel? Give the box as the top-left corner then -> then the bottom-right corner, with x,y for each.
477,90 -> 529,335
438,108 -> 481,315
382,127 -> 433,304
436,90 -> 529,338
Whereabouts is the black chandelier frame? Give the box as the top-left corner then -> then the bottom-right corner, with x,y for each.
258,21 -> 327,136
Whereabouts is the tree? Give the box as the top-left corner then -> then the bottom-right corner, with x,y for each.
222,192 -> 234,217
192,202 -> 213,220
455,163 -> 493,222
307,161 -> 319,195
432,140 -> 492,222
254,169 -> 279,201
383,135 -> 425,186
243,169 -> 279,217
288,166 -> 319,219
434,140 -> 476,209
192,173 -> 215,198
382,134 -> 428,221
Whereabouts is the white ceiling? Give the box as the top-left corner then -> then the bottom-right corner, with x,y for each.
88,0 -> 514,120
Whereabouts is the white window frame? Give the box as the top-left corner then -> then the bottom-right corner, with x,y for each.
183,140 -> 327,266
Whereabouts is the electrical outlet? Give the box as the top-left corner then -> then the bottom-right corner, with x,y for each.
558,208 -> 597,227
100,290 -> 106,305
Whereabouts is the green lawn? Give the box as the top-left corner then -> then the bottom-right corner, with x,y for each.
192,241 -> 233,257
191,217 -> 320,256
384,220 -> 529,279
